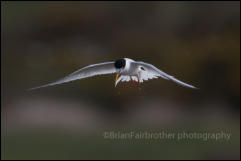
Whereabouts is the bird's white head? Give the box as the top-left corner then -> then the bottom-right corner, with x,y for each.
114,58 -> 134,73
114,58 -> 134,84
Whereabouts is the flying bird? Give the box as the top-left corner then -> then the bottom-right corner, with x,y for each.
28,58 -> 198,90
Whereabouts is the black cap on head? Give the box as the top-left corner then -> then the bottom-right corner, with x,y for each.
114,58 -> 126,69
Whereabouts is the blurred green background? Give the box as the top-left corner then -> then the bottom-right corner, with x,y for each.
1,1 -> 240,160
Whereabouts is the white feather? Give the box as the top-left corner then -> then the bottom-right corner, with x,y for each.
29,62 -> 116,90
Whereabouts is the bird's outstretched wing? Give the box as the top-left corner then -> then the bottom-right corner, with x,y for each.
28,62 -> 116,90
134,61 -> 198,89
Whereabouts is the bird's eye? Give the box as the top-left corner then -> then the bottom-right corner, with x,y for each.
140,67 -> 145,71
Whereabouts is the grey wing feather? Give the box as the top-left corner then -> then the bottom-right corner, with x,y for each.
28,62 -> 116,91
135,61 -> 198,89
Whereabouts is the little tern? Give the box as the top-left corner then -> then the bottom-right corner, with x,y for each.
28,58 -> 197,90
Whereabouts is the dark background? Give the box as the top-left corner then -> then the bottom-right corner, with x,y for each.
1,1 -> 240,160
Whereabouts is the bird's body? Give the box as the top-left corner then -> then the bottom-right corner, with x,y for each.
118,58 -> 137,76
28,58 -> 198,90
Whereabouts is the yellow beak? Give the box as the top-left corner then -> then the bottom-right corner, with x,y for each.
115,73 -> 120,84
